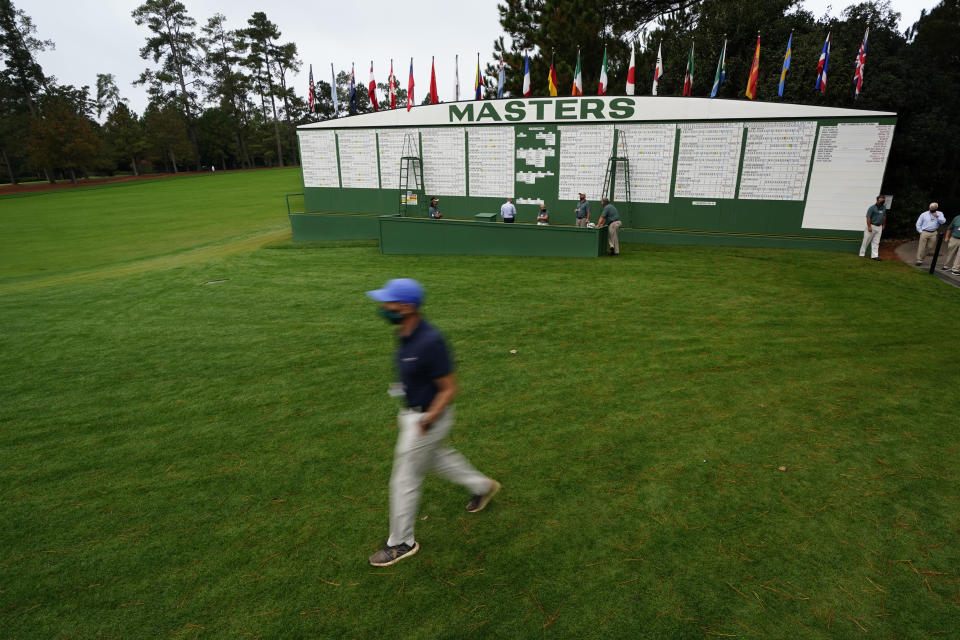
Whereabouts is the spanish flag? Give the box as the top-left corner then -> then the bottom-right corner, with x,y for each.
745,34 -> 760,100
548,53 -> 558,97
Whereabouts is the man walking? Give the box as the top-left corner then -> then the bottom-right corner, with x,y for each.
500,197 -> 516,223
915,203 -> 946,265
940,213 -> 960,275
366,278 -> 500,567
574,193 -> 591,227
859,195 -> 886,260
597,197 -> 622,256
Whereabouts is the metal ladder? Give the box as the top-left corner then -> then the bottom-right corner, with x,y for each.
398,132 -> 425,217
601,128 -> 632,223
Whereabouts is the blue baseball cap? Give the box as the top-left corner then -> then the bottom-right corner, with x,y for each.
366,278 -> 424,306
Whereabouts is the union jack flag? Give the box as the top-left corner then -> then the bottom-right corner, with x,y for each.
854,28 -> 869,97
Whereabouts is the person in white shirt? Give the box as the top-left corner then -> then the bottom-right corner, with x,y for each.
915,203 -> 946,265
500,198 -> 516,223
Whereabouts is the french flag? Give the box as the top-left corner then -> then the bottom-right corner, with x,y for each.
522,53 -> 531,97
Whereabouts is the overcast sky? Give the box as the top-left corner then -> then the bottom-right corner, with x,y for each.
26,0 -> 939,119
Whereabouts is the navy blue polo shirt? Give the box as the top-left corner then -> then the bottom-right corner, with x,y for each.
396,319 -> 454,409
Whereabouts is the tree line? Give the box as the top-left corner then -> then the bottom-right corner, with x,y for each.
0,0 -> 320,183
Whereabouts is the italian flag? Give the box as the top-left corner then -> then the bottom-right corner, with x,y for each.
682,42 -> 694,96
598,47 -> 608,95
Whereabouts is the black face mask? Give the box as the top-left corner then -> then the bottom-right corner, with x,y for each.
378,308 -> 405,325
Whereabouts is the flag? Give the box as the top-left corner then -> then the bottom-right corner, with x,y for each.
454,54 -> 460,101
815,33 -> 830,93
407,57 -> 414,112
389,59 -> 396,109
710,39 -> 726,98
854,27 -> 869,97
497,57 -> 506,98
522,53 -> 531,97
779,32 -> 793,97
598,47 -> 608,95
682,42 -> 694,96
349,62 -> 357,113
330,63 -> 339,115
368,61 -> 379,111
572,49 -> 583,96
474,54 -> 483,100
548,53 -> 558,96
308,64 -> 315,113
430,57 -> 439,104
745,35 -> 760,100
625,43 -> 636,95
652,41 -> 663,95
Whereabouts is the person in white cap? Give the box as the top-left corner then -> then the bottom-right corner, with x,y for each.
365,278 -> 500,567
915,203 -> 946,265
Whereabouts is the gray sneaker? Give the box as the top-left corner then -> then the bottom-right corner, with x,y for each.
466,480 -> 501,513
941,265 -> 950,270
368,541 -> 419,567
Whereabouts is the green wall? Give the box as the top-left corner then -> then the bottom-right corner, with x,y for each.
379,217 -> 608,257
288,213 -> 380,241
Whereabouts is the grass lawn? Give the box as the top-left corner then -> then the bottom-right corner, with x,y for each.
0,168 -> 300,282
2,176 -> 960,638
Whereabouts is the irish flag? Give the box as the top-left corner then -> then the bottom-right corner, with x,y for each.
572,49 -> 583,96
597,47 -> 608,95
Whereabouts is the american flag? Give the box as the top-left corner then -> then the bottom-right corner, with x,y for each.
854,28 -> 869,97
308,64 -> 315,113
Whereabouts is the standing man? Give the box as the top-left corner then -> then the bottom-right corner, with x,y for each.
915,203 -> 946,265
428,198 -> 443,219
574,192 -> 591,227
859,195 -> 886,261
500,197 -> 516,223
366,279 -> 501,567
940,213 -> 960,275
596,197 -> 622,256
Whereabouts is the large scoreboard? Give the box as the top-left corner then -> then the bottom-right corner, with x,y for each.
296,96 -> 895,249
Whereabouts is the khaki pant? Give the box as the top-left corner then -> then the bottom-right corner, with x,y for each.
387,408 -> 489,547
859,226 -> 882,259
917,230 -> 939,263
607,220 -> 622,254
942,237 -> 960,272
576,217 -> 588,228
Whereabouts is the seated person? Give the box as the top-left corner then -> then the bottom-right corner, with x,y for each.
537,204 -> 549,226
